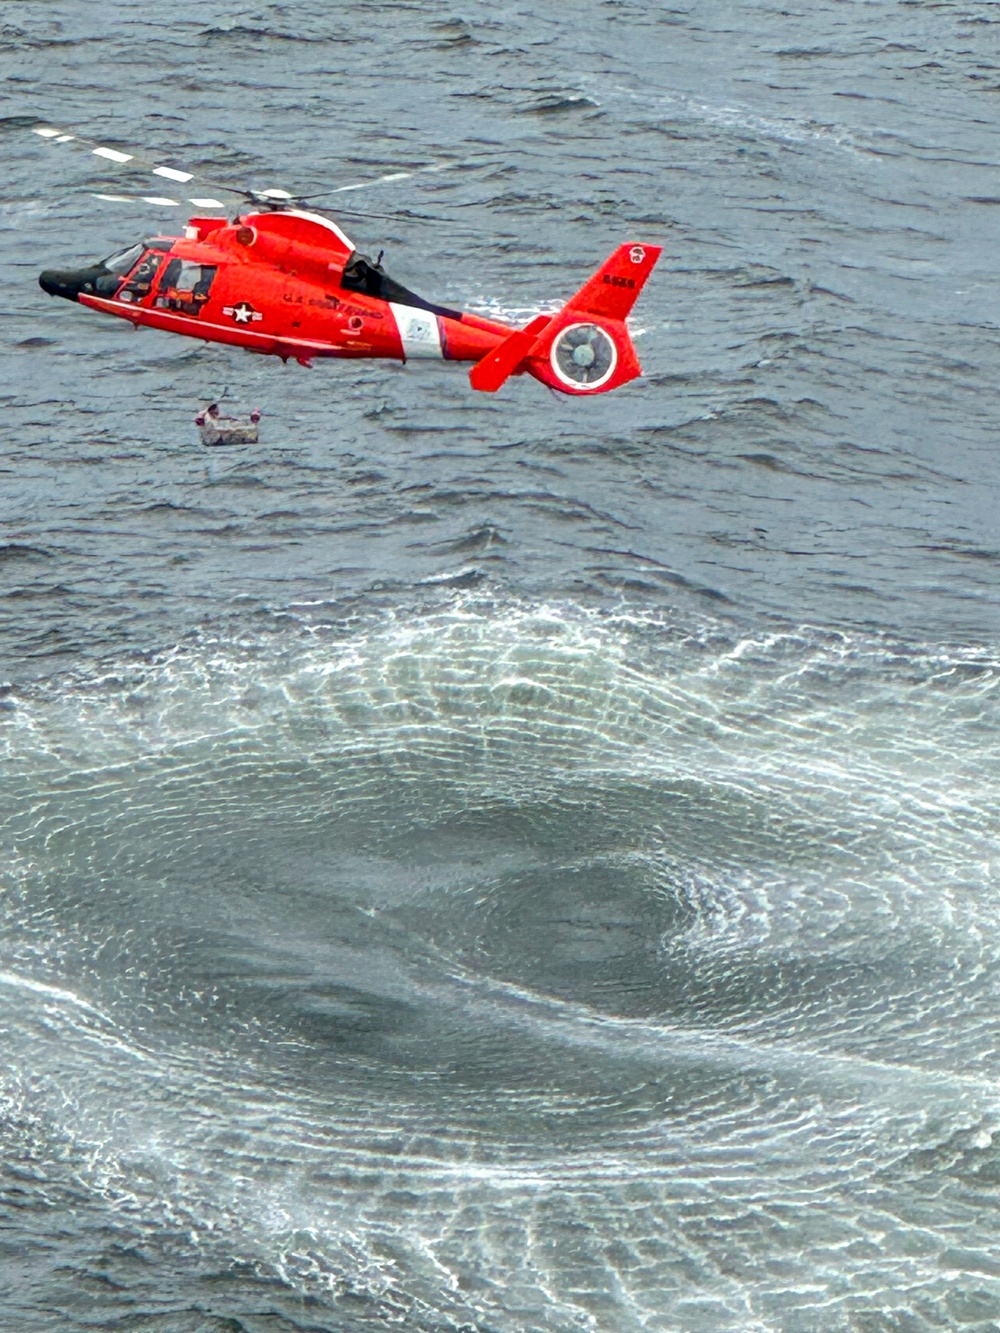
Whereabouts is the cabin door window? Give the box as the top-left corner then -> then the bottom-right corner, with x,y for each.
154,259 -> 218,316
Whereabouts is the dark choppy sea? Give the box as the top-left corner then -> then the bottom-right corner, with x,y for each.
2,4 -> 1000,1330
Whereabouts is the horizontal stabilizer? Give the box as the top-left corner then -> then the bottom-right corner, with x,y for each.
469,313 -> 551,393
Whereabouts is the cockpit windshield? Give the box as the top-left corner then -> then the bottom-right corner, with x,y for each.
101,243 -> 144,276
117,251 -> 165,304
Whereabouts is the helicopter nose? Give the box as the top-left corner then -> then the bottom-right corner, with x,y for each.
39,269 -> 81,301
39,268 -> 85,301
38,264 -> 110,302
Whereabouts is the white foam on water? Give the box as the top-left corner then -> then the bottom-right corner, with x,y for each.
2,601 -> 999,1329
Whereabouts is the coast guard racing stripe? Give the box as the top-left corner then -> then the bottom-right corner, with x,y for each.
389,303 -> 443,359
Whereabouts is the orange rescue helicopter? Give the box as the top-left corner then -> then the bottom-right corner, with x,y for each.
32,124 -> 661,397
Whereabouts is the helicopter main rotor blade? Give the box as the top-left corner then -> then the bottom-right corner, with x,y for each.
27,121 -> 494,231
304,156 -> 485,200
30,124 -> 241,209
30,125 -> 328,209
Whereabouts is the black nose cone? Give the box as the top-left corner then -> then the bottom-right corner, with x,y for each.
40,268 -> 82,301
38,264 -> 114,302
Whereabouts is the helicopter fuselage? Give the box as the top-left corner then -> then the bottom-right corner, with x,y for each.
41,208 -> 510,369
40,207 -> 662,395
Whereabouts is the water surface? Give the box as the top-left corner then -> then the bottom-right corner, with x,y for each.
1,3 -> 999,1330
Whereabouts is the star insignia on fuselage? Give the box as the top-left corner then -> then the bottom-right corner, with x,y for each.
223,301 -> 263,325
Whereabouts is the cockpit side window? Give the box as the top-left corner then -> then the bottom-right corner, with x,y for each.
154,259 -> 218,317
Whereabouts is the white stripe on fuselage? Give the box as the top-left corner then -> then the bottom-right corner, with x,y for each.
389,302 -> 443,359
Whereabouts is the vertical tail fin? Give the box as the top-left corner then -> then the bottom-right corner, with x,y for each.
563,242 -> 662,322
469,243 -> 662,396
